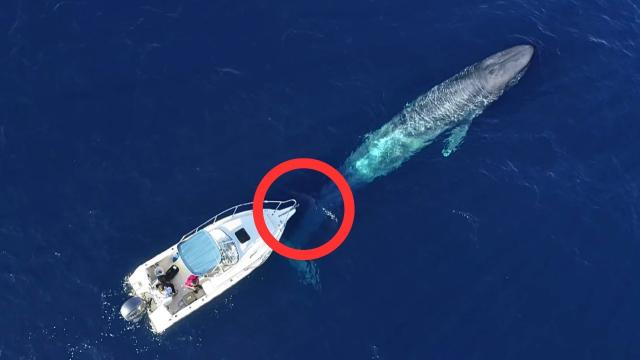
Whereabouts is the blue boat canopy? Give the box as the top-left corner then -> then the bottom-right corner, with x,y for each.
178,230 -> 221,276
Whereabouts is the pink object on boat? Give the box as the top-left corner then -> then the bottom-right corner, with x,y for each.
185,274 -> 199,288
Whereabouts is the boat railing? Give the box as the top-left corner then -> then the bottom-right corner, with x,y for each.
180,199 -> 297,241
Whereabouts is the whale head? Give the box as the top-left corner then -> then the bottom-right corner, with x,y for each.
475,45 -> 534,95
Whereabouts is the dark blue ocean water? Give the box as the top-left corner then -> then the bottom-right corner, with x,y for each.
2,0 -> 640,358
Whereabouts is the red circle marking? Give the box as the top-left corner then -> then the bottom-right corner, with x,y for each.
252,158 -> 355,261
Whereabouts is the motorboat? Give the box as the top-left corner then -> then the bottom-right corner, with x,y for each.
120,199 -> 297,333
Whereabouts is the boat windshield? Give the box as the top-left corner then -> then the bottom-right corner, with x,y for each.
213,229 -> 239,270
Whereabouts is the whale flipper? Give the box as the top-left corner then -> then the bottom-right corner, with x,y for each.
442,122 -> 470,157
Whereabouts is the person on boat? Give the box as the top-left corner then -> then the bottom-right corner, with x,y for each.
184,275 -> 203,293
155,282 -> 176,306
157,265 -> 179,284
163,282 -> 176,297
155,282 -> 176,297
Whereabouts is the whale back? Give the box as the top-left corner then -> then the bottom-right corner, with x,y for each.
342,64 -> 498,186
401,65 -> 497,134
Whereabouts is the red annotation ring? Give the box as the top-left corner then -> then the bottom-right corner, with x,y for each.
252,158 -> 355,261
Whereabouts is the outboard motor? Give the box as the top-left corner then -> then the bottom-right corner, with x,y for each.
120,296 -> 147,322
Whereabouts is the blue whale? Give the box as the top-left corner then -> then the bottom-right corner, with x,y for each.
290,45 -> 534,288
343,45 -> 534,186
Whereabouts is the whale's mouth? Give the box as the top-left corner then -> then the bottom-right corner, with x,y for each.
499,45 -> 534,67
500,45 -> 534,76
478,45 -> 534,93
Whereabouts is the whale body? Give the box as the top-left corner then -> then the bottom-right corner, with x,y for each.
342,45 -> 534,186
289,45 -> 534,288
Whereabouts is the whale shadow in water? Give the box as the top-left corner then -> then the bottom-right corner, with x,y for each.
282,185 -> 344,290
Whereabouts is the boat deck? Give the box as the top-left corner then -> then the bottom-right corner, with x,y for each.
125,200 -> 298,333
146,252 -> 206,315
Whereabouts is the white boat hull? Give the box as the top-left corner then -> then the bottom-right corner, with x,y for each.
124,200 -> 297,333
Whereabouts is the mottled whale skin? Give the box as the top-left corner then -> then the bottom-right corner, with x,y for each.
342,45 -> 534,186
